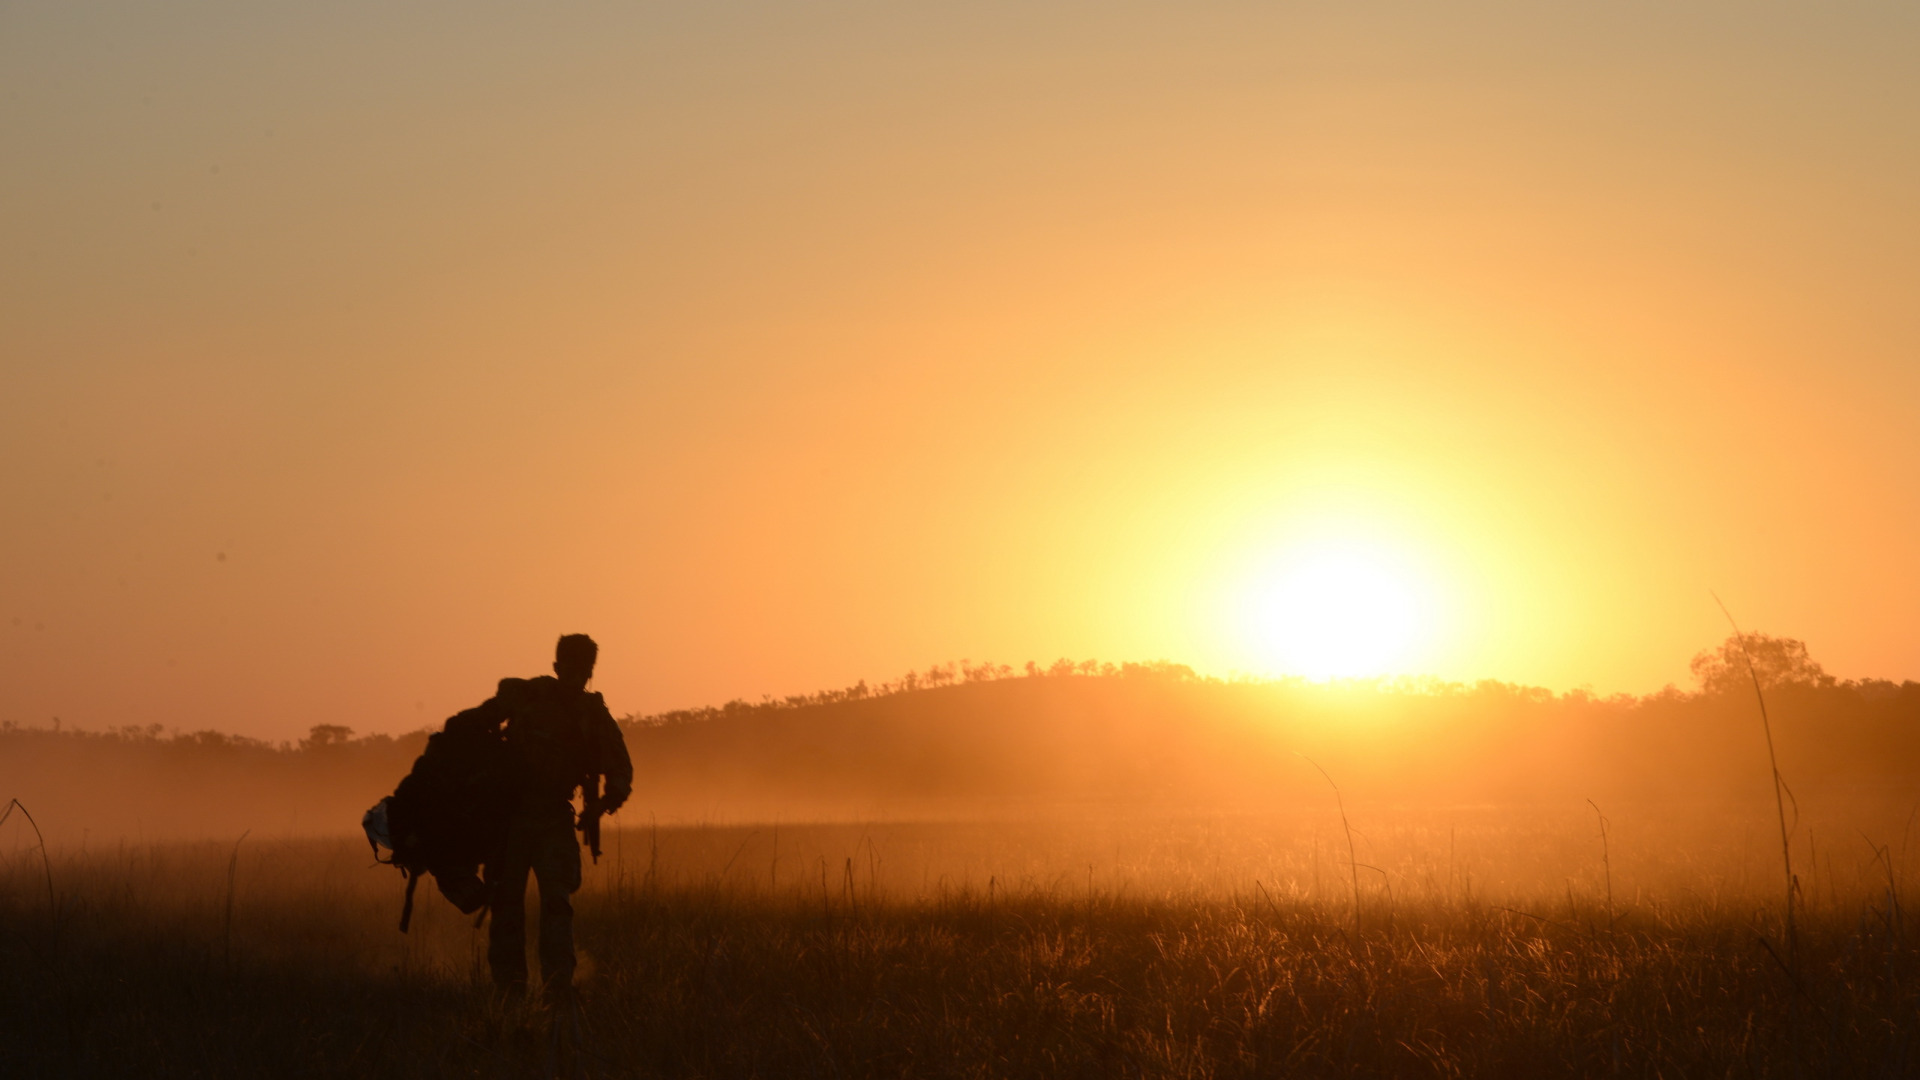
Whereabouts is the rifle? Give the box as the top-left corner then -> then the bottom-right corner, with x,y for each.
578,773 -> 605,864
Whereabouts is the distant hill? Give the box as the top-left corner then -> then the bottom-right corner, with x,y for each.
622,665 -> 1920,819
5,658 -> 1917,843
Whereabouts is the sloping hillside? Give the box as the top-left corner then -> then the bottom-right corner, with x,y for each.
5,666 -> 1917,842
621,667 -> 1920,818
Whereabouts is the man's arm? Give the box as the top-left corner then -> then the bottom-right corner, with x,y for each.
585,692 -> 634,812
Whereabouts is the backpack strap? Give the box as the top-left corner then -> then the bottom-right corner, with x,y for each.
398,870 -> 421,933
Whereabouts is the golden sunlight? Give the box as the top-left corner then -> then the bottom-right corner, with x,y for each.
1241,543 -> 1433,679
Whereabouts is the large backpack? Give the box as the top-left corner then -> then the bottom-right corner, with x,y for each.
364,709 -> 519,931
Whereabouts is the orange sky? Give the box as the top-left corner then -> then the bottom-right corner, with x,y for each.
4,2 -> 1918,739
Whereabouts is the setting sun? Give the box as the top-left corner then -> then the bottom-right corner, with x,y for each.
1242,545 -> 1432,679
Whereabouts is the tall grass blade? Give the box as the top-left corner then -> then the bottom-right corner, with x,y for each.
1712,592 -> 1797,969
1299,754 -> 1362,927
1,799 -> 58,945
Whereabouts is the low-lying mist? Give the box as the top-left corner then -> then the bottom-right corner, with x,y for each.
3,636 -> 1914,849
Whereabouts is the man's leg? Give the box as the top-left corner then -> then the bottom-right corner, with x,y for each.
532,820 -> 584,997
487,831 -> 534,992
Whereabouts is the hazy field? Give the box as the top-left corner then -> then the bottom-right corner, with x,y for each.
5,662 -> 1916,1075
5,805 -> 1916,1078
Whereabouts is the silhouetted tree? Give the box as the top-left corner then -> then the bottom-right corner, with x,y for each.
1690,633 -> 1834,696
300,724 -> 355,750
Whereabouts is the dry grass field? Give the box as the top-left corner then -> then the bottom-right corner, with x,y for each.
4,806 -> 1916,1078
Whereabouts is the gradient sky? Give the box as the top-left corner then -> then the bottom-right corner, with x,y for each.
5,1 -> 1918,740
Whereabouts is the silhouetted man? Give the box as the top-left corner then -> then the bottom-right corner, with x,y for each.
449,634 -> 631,1000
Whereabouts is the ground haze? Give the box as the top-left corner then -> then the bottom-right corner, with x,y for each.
3,813 -> 1915,1077
3,658 -> 1918,1076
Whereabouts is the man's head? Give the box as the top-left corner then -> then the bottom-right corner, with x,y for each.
553,634 -> 598,691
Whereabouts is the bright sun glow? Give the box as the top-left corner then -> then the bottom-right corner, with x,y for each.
1242,545 -> 1430,679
